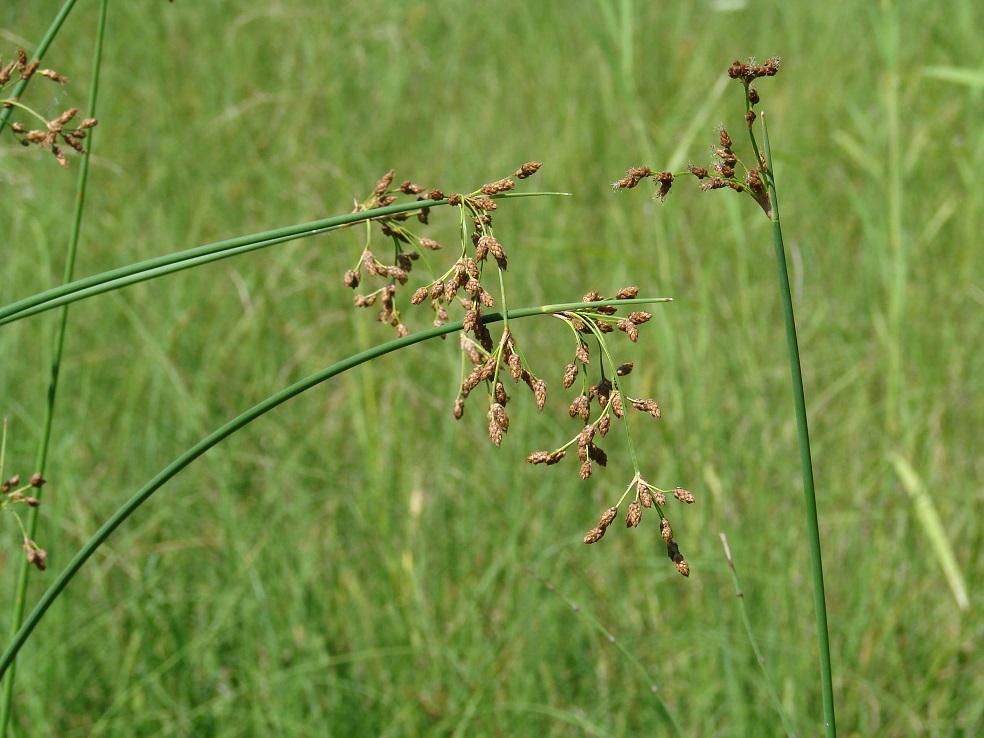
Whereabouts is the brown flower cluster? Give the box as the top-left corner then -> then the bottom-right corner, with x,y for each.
343,163 -> 541,337
583,475 -> 696,577
525,288 -> 662,478
2,472 -> 47,570
1,49 -> 98,168
611,56 -> 779,218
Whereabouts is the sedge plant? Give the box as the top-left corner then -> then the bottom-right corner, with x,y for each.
611,56 -> 837,737
0,10 -> 696,732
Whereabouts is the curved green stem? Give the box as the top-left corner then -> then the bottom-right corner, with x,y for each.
0,199 -> 445,326
0,297 -> 669,680
761,113 -> 836,738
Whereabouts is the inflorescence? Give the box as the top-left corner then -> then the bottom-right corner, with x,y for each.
341,163 -> 696,576
611,56 -> 780,218
1,49 -> 98,168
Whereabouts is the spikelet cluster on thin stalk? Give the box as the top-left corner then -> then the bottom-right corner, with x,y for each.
341,163 -> 696,577
1,48 -> 98,168
611,55 -> 780,219
0,424 -> 48,571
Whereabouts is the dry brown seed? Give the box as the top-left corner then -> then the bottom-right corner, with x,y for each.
625,500 -> 642,528
507,352 -> 523,381
494,382 -> 510,406
610,391 -> 625,418
583,527 -> 605,544
579,460 -> 592,479
526,451 -> 552,465
673,487 -> 696,504
515,161 -> 542,178
453,398 -> 465,419
597,415 -> 611,437
396,323 -> 409,338
627,311 -> 652,325
615,286 -> 639,299
30,473 -> 46,488
616,319 -> 639,342
675,558 -> 691,577
582,290 -> 601,303
473,196 -> 497,211
599,506 -> 618,529
480,178 -> 515,195
532,379 -> 547,411
563,363 -> 578,389
411,286 -> 429,304
419,237 -> 441,251
575,342 -> 589,364
373,169 -> 395,196
640,489 -> 654,508
653,489 -> 667,506
488,416 -> 503,447
660,517 -> 673,543
616,362 -> 633,376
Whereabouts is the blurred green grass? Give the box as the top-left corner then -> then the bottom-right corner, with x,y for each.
1,0 -> 982,735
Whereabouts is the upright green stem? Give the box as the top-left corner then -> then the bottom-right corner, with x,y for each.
0,2 -> 107,734
761,113 -> 836,738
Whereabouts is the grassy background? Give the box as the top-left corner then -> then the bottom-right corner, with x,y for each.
1,0 -> 982,735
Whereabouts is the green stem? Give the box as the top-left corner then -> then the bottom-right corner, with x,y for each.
761,113 -> 836,738
0,199 -> 445,326
0,191 -> 566,327
0,297 -> 669,680
0,2 -> 106,734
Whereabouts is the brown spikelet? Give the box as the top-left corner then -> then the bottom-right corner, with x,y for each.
640,489 -> 654,508
673,487 -> 696,504
660,517 -> 673,543
616,362 -> 633,376
625,500 -> 642,528
615,286 -> 639,299
532,379 -> 547,411
579,460 -> 592,479
617,319 -> 639,342
627,311 -> 652,325
599,506 -> 618,530
373,169 -> 395,197
563,363 -> 579,389
653,489 -> 667,506
527,451 -> 552,465
597,415 -> 611,437
575,342 -> 589,364
515,161 -> 542,179
410,286 -> 429,304
610,391 -> 625,418
583,527 -> 605,544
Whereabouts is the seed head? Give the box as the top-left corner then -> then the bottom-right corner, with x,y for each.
625,500 -> 642,527
615,286 -> 639,299
673,487 -> 696,504
563,363 -> 579,389
515,161 -> 542,179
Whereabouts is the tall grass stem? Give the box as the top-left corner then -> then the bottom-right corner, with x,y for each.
0,2 -> 107,735
761,112 -> 836,738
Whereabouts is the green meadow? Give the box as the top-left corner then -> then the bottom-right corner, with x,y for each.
1,1 -> 981,735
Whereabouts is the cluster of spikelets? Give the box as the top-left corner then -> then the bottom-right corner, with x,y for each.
583,477 -> 695,577
1,472 -> 47,570
611,56 -> 780,218
342,165 -> 697,576
1,49 -> 98,168
342,163 -> 540,338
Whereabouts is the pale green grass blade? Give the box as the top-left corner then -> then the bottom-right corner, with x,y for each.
890,454 -> 970,611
